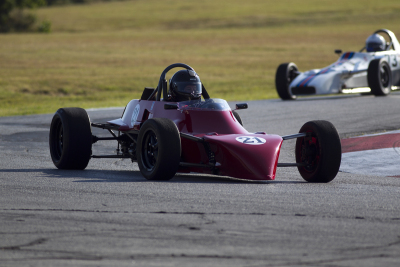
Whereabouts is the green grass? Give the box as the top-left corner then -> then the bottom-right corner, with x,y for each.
1,0 -> 400,116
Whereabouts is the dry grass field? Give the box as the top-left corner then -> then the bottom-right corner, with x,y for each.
1,0 -> 400,116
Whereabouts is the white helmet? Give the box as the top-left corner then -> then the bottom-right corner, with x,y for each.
366,34 -> 386,52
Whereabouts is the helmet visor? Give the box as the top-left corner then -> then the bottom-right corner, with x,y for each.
367,43 -> 385,52
176,82 -> 202,96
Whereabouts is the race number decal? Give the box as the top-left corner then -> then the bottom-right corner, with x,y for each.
236,136 -> 266,145
131,104 -> 140,126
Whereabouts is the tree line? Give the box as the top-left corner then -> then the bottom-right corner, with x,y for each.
0,0 -> 107,32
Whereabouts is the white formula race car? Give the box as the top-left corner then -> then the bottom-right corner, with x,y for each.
275,29 -> 400,100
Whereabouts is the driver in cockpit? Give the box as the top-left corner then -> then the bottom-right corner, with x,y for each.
167,69 -> 202,102
365,33 -> 387,52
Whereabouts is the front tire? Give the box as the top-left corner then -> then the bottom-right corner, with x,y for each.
295,120 -> 341,183
49,108 -> 92,170
275,62 -> 298,100
232,110 -> 243,126
368,58 -> 392,96
136,118 -> 181,180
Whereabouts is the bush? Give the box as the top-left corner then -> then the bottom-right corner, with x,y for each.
0,0 -> 15,32
0,0 -> 46,32
38,19 -> 51,32
10,9 -> 37,32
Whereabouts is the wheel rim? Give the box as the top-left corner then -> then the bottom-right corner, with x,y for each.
141,130 -> 158,171
51,118 -> 64,161
299,134 -> 320,173
380,65 -> 390,88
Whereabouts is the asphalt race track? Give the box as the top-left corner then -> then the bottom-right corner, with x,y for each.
1,92 -> 400,267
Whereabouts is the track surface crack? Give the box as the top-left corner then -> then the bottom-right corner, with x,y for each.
0,238 -> 47,250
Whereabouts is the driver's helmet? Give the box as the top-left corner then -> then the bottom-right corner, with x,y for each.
366,33 -> 386,52
169,69 -> 202,102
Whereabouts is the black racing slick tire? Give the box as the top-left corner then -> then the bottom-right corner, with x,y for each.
368,58 -> 392,96
233,110 -> 243,126
295,120 -> 341,183
275,62 -> 298,100
49,108 -> 92,170
136,118 -> 181,180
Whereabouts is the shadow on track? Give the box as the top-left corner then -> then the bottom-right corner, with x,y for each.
0,168 -> 304,184
271,90 -> 400,102
271,93 -> 372,103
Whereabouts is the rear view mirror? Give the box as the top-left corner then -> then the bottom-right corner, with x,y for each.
235,103 -> 248,110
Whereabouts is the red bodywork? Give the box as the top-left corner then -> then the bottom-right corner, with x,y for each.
108,99 -> 283,181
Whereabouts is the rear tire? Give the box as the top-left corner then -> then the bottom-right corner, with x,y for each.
368,58 -> 392,96
295,120 -> 341,183
136,118 -> 181,180
275,62 -> 298,100
49,108 -> 92,170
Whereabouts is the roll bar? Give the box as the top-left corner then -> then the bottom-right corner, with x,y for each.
153,63 -> 210,101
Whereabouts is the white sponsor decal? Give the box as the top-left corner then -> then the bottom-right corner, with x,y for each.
235,136 -> 266,145
131,104 -> 140,126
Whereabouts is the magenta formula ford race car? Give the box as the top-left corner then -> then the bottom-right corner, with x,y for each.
275,29 -> 400,100
49,63 -> 342,183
